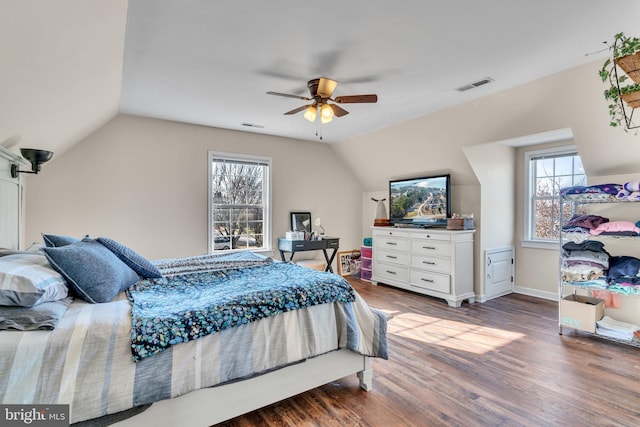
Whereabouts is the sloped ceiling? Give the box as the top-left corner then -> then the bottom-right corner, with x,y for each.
2,0 -> 640,157
0,1 -> 128,155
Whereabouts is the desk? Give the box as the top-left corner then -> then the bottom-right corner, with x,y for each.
278,237 -> 339,273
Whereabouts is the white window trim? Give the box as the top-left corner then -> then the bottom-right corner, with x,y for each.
207,151 -> 272,254
522,145 -> 578,250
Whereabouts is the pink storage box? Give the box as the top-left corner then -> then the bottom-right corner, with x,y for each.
360,268 -> 372,281
361,258 -> 372,270
361,246 -> 372,258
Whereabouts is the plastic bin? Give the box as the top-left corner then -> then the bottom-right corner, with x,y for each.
361,246 -> 372,258
360,267 -> 372,282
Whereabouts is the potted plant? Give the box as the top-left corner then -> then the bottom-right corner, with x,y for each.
599,32 -> 640,129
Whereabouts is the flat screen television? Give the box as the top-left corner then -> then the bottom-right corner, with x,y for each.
388,174 -> 451,227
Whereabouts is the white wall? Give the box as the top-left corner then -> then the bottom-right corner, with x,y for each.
23,115 -> 364,264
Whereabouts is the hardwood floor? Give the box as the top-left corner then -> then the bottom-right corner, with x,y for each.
216,279 -> 640,427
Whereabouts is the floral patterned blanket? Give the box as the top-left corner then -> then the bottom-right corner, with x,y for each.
127,260 -> 356,361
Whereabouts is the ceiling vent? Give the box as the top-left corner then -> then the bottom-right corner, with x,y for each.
456,77 -> 494,92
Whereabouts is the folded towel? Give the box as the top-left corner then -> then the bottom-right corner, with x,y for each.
596,316 -> 639,341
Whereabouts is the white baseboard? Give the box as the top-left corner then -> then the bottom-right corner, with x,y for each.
513,286 -> 557,301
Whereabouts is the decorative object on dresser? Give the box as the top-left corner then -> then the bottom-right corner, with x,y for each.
371,197 -> 390,226
371,226 -> 475,307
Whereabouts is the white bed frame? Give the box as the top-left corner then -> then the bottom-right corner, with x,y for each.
113,349 -> 372,427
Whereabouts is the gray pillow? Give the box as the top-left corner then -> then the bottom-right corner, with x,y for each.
0,297 -> 73,330
42,233 -> 81,247
42,239 -> 140,304
96,237 -> 162,279
0,253 -> 69,307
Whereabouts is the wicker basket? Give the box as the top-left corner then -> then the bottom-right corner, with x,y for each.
617,52 -> 640,84
621,90 -> 640,109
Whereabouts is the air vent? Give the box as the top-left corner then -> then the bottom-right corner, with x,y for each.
456,77 -> 494,92
241,123 -> 264,128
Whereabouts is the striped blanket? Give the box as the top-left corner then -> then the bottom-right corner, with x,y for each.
0,260 -> 387,424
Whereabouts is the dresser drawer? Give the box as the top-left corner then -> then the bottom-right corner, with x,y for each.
376,249 -> 410,266
376,236 -> 410,252
410,270 -> 450,294
375,264 -> 410,283
411,240 -> 451,256
412,255 -> 451,274
412,231 -> 451,242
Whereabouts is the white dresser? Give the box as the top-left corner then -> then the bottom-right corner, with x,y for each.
371,226 -> 475,307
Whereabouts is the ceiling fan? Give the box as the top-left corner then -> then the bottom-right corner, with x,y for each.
266,77 -> 378,124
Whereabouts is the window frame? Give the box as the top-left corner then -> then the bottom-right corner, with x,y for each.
522,145 -> 583,249
207,151 -> 272,254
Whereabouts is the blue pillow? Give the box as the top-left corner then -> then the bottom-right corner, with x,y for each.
42,239 -> 140,303
42,234 -> 81,248
96,237 -> 162,279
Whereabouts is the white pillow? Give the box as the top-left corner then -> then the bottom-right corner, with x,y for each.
0,253 -> 69,307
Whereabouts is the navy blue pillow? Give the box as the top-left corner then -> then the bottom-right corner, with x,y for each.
42,239 -> 140,303
42,233 -> 81,248
96,237 -> 162,279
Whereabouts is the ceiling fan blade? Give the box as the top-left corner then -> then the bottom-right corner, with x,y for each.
334,94 -> 378,104
329,104 -> 349,117
284,105 -> 311,115
266,91 -> 311,101
317,78 -> 338,98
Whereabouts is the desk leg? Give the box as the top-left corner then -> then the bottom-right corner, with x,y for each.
280,250 -> 295,263
323,248 -> 338,273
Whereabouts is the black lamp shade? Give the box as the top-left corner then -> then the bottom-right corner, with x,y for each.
20,148 -> 53,172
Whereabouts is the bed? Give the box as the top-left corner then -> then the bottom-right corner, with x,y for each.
0,240 -> 388,426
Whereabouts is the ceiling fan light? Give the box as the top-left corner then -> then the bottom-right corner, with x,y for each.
303,106 -> 318,122
320,104 -> 334,124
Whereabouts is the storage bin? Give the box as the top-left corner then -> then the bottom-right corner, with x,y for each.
361,246 -> 372,258
360,267 -> 372,282
361,258 -> 372,270
561,294 -> 604,333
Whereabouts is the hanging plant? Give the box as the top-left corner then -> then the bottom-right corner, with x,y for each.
599,32 -> 640,130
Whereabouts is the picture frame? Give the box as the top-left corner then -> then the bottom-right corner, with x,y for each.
290,212 -> 312,233
337,250 -> 361,277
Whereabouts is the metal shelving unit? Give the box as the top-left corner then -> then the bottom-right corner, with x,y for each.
559,194 -> 640,346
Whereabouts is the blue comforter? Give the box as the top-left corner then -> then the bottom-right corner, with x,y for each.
127,260 -> 356,361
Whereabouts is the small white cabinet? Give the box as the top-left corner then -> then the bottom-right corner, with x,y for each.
371,226 -> 475,307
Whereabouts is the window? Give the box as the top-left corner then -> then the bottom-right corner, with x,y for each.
208,151 -> 271,253
525,147 -> 586,243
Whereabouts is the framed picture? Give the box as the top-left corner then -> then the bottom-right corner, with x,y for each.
337,250 -> 361,277
290,212 -> 312,232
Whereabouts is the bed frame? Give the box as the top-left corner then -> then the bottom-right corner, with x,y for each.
113,349 -> 373,426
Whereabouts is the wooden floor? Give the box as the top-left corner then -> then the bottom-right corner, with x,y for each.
216,279 -> 640,427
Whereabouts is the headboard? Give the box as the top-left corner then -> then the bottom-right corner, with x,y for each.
0,147 -> 28,249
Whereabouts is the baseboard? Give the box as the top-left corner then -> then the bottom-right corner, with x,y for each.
513,286 -> 556,301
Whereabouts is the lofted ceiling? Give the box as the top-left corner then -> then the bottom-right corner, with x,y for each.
2,0 -> 640,154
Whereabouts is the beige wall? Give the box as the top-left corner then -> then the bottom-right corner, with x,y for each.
23,115 -> 364,264
339,58 -> 640,300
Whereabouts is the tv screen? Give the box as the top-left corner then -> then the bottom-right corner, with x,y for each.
389,174 -> 451,227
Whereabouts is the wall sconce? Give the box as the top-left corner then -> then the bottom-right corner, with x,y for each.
11,148 -> 54,178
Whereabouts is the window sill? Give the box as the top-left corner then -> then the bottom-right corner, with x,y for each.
520,239 -> 559,250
